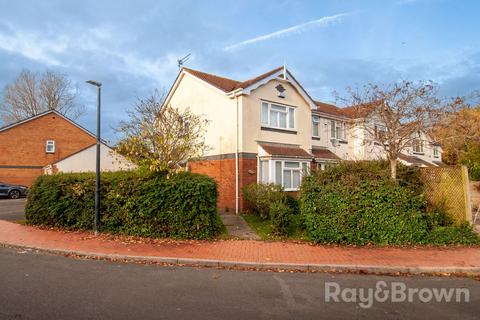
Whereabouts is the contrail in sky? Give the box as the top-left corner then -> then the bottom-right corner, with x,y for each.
224,12 -> 354,51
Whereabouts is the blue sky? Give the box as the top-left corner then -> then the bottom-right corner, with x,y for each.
0,0 -> 479,142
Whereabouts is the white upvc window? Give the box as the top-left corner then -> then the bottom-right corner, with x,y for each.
330,120 -> 345,140
45,140 -> 55,153
374,124 -> 387,141
261,102 -> 295,130
433,145 -> 440,158
413,132 -> 424,154
317,162 -> 337,171
258,159 -> 309,191
259,160 -> 269,183
312,116 -> 320,138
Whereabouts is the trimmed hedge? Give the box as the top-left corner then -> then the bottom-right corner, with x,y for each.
25,171 -> 222,239
300,161 -> 479,245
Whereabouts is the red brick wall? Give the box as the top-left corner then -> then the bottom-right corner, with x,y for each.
0,113 -> 96,185
189,156 -> 257,212
0,168 -> 45,186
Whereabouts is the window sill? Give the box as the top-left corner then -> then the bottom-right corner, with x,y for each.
261,126 -> 297,135
331,138 -> 348,144
312,137 -> 320,140
413,152 -> 425,155
284,188 -> 300,192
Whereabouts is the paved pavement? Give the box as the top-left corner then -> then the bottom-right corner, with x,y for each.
0,246 -> 478,320
220,212 -> 260,240
1,220 -> 479,274
0,199 -> 26,221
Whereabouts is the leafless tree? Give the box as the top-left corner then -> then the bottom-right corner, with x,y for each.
0,70 -> 84,124
336,81 -> 444,179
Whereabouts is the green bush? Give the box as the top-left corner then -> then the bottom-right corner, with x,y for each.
243,183 -> 286,219
269,201 -> 293,236
300,161 -> 479,245
426,222 -> 479,245
243,183 -> 298,236
468,162 -> 480,181
25,171 -> 222,239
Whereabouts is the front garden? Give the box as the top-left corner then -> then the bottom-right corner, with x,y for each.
243,161 -> 479,245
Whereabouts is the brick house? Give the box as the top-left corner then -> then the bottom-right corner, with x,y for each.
0,110 -> 97,186
164,66 -> 443,213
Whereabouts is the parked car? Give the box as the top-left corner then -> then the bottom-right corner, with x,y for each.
0,182 -> 28,199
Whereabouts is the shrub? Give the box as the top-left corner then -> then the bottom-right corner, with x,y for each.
269,201 -> 293,236
301,177 -> 429,245
25,171 -> 222,239
300,160 -> 479,245
469,162 -> 480,181
243,183 -> 286,219
426,222 -> 479,245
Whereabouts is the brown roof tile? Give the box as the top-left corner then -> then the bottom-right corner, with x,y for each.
313,101 -> 348,118
183,66 -> 284,93
183,67 -> 241,92
312,148 -> 340,160
260,143 -> 312,158
340,101 -> 381,118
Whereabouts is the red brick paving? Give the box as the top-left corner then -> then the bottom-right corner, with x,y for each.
1,220 -> 479,269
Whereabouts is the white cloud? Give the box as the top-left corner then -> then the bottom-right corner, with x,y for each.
0,25 -> 179,84
224,12 -> 354,52
0,27 -> 66,66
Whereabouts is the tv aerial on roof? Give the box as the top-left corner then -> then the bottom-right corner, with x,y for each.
177,53 -> 191,69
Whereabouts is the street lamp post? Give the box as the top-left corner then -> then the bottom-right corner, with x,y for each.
86,80 -> 102,236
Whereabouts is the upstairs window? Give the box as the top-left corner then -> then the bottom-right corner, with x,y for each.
413,133 -> 424,154
45,140 -> 55,153
312,116 -> 320,138
433,145 -> 440,158
261,102 -> 295,130
374,125 -> 387,142
330,120 -> 345,140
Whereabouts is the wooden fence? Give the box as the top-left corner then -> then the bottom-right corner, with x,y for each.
419,166 -> 472,225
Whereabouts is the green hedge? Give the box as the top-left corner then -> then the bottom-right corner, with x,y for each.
25,171 -> 222,239
300,161 -> 479,245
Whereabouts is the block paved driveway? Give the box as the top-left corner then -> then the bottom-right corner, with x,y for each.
0,198 -> 26,221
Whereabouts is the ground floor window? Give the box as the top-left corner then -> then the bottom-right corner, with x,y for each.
259,159 -> 309,191
316,161 -> 337,171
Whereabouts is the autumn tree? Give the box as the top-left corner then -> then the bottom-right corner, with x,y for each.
0,70 -> 84,124
336,81 -> 444,179
432,93 -> 480,178
116,91 -> 209,174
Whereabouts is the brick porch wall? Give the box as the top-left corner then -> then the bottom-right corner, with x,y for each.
189,154 -> 257,212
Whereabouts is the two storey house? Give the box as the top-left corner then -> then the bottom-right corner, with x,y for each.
164,66 -> 442,212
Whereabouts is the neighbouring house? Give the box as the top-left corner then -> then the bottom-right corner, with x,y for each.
0,110 -> 133,186
164,66 -> 443,212
43,142 -> 135,174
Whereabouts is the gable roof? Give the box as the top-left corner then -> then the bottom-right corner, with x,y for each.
178,67 -> 372,119
182,66 -> 285,93
0,110 -> 99,141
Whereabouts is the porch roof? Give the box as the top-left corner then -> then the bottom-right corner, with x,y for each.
259,143 -> 312,159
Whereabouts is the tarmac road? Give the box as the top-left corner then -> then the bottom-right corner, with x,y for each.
0,246 -> 479,320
